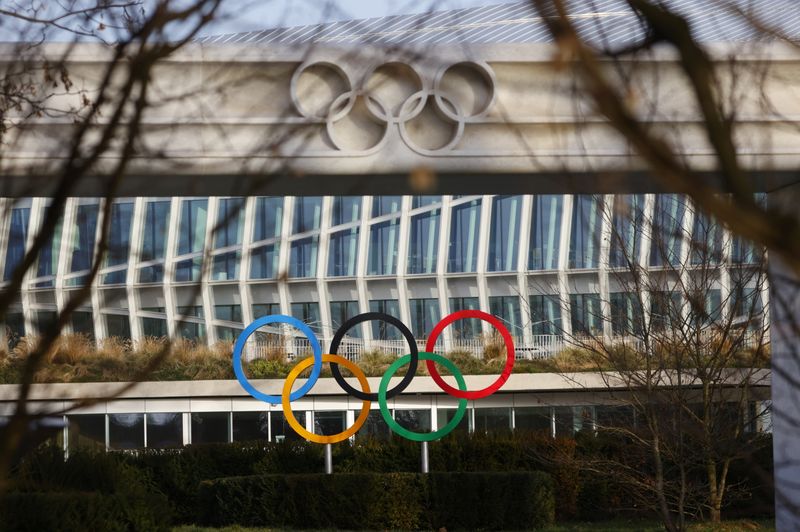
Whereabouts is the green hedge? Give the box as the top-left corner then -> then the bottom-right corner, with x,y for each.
199,471 -> 554,530
0,491 -> 170,532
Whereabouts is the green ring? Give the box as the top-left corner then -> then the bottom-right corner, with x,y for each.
378,351 -> 468,442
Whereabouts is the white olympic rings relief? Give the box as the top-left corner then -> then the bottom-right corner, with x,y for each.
289,60 -> 497,155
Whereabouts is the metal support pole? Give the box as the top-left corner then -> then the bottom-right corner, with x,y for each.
421,441 -> 429,473
324,443 -> 333,475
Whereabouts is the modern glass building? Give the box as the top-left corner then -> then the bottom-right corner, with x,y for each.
1,193 -> 767,354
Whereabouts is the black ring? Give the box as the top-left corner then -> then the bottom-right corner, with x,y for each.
329,312 -> 419,401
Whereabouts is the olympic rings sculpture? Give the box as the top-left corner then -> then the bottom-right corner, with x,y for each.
232,310 -> 514,444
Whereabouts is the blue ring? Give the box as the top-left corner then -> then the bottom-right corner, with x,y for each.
232,315 -> 323,405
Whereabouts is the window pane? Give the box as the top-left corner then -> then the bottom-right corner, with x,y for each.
570,293 -> 602,336
67,202 -> 99,285
372,196 -> 402,217
293,197 -> 322,234
314,411 -> 346,436
609,195 -> 645,268
489,296 -> 522,340
250,243 -> 279,280
330,300 -> 361,338
147,413 -> 182,448
214,198 -> 245,249
409,298 -> 440,339
254,197 -> 283,241
357,410 -> 391,441
142,317 -> 167,337
271,411 -> 306,442
214,304 -> 242,323
141,201 -> 170,262
332,197 -> 361,226
448,200 -> 481,273
191,412 -> 229,444
211,251 -> 239,281
109,413 -> 144,449
474,407 -> 511,432
105,314 -> 131,340
67,414 -> 105,451
289,237 -> 318,278
610,292 -> 643,335
4,204 -> 30,281
569,195 -> 603,269
177,320 -> 205,340
253,303 -> 281,318
233,411 -> 269,442
514,407 -> 551,434
291,302 -> 320,332
529,295 -> 562,336
394,409 -> 431,432
408,209 -> 440,274
488,195 -> 522,272
369,299 -> 401,340
449,297 -> 480,339
436,408 -> 469,435
368,219 -> 399,275
37,310 -> 57,334
412,196 -> 441,209
177,199 -> 208,255
71,311 -> 94,338
34,204 -> 63,288
650,194 -> 686,267
529,195 -> 562,270
328,228 -> 359,276
4,311 -> 25,347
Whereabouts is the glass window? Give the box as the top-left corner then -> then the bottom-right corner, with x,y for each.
177,199 -> 207,256
71,311 -> 94,338
408,209 -> 440,274
489,296 -> 522,340
191,412 -> 230,444
293,197 -> 322,234
609,195 -> 645,268
101,201 -> 134,285
409,298 -> 440,339
314,411 -> 346,436
436,408 -> 470,435
554,406 -> 576,437
67,414 -> 105,451
253,197 -> 283,241
569,195 -> 603,269
448,200 -> 481,273
4,203 -> 30,281
514,406 -> 551,434
34,204 -> 63,288
250,243 -> 279,280
212,251 -> 239,281
328,228 -> 359,276
253,303 -> 280,317
650,194 -> 686,267
732,286 -> 763,320
529,195 -> 562,270
596,406 -> 635,430
369,299 -> 401,340
332,197 -> 361,226
372,196 -> 402,217
216,326 -> 240,341
4,311 -> 25,346
449,297 -> 480,339
147,413 -> 182,448
330,300 -> 361,338
214,198 -> 245,249
36,310 -> 57,334
394,409 -> 431,432
105,314 -> 131,340
474,407 -> 511,432
650,291 -> 683,331
530,295 -> 562,336
176,320 -> 205,340
291,302 -> 320,331
142,317 -> 167,337
67,202 -> 99,285
368,219 -> 399,275
357,411 -> 391,441
289,237 -> 318,278
214,304 -> 242,323
488,195 -> 522,272
732,235 -> 759,264
412,196 -> 441,209
139,200 -> 170,283
233,411 -> 269,442
570,293 -> 602,336
109,413 -> 144,449
610,292 -> 643,335
271,411 -> 305,442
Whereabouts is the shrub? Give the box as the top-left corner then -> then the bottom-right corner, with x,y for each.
198,471 -> 554,530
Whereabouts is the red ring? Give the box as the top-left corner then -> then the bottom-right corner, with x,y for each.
425,310 -> 515,399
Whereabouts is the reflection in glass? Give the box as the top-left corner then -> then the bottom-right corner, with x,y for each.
514,407 -> 551,434
103,201 -> 134,285
289,237 -> 318,278
253,197 -> 283,241
412,196 -> 441,209
369,299 -> 401,340
109,413 -> 144,449
570,293 -> 602,335
394,409 -> 431,432
609,195 -> 645,268
436,408 -> 469,434
330,300 -> 361,338
448,200 -> 481,272
408,209 -> 439,274
409,299 -> 440,339
372,196 -> 401,217
142,317 -> 167,337
569,195 -> 602,269
650,194 -> 686,267
147,413 -> 182,448
488,195 -> 521,272
291,302 -> 321,332
250,243 -> 279,279
314,411 -> 346,436
474,407 -> 511,432
328,228 -> 359,276
293,197 -> 322,234
529,195 -> 562,270
34,204 -> 63,287
139,200 -> 170,283
489,296 -> 522,339
233,411 -> 269,442
449,297 -> 480,339
271,411 -> 306,442
368,219 -> 399,275
610,292 -> 643,335
332,197 -> 361,226
106,314 -> 131,339
529,295 -> 562,336
4,203 -> 30,281
357,410 -> 391,440
67,414 -> 106,451
67,202 -> 99,285
191,412 -> 229,444
71,311 -> 94,338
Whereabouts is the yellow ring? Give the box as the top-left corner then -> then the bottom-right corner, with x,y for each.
281,353 -> 371,444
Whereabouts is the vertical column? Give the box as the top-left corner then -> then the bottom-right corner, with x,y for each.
201,197 -> 218,344
557,195 -> 573,338
126,198 -> 146,343
396,196 -> 412,335
518,195 -> 533,349
640,194 -> 656,331
355,197 -> 372,340
90,199 -> 107,343
20,199 -> 44,336
55,198 -> 76,334
239,197 -> 257,328
436,196 -> 453,348
277,197 -> 294,316
0,199 -> 11,287
316,196 -> 333,344
476,195 -> 492,335
163,197 -> 181,338
598,195 -> 614,341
